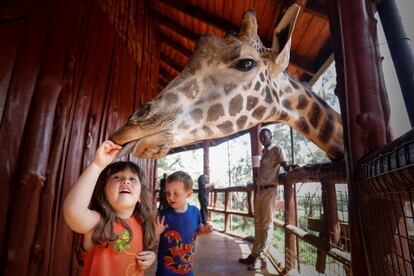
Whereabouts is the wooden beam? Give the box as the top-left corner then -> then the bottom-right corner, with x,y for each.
159,67 -> 175,83
160,34 -> 192,58
153,11 -> 200,42
305,1 -> 328,20
290,53 -> 316,77
160,53 -> 183,74
159,0 -> 237,35
160,62 -> 179,79
159,77 -> 169,89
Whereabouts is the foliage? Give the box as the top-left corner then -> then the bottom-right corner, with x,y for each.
157,149 -> 204,187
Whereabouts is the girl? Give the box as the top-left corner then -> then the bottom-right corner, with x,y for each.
64,140 -> 157,276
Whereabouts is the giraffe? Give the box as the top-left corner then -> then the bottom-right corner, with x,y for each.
110,4 -> 344,160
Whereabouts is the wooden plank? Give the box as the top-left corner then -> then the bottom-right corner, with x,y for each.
0,6 -> 49,268
161,34 -> 193,57
291,12 -> 313,52
48,3 -> 111,274
306,21 -> 330,59
284,184 -> 297,271
6,0 -> 76,273
161,53 -> 183,74
296,15 -> 325,58
159,0 -> 231,36
0,20 -> 24,123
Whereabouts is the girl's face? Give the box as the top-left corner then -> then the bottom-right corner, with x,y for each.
105,168 -> 141,218
165,180 -> 192,212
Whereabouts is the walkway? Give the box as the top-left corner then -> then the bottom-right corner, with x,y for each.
147,231 -> 280,275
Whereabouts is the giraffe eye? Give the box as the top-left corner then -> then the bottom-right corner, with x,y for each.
232,58 -> 256,72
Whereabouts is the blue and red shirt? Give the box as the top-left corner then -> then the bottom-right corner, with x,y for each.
156,205 -> 201,276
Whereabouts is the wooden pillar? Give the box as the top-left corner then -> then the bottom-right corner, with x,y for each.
323,180 -> 341,245
327,0 -> 393,274
224,191 -> 231,233
250,125 -> 261,187
250,124 -> 261,219
284,184 -> 297,272
203,140 -> 211,221
316,180 -> 341,273
203,140 -> 210,176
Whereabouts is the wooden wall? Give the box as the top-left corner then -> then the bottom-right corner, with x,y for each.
0,0 -> 159,274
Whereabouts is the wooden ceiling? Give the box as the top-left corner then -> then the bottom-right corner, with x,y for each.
152,0 -> 332,92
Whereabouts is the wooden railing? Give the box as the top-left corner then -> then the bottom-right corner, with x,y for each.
207,160 -> 351,274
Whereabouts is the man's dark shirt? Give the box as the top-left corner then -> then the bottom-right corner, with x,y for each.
197,175 -> 208,201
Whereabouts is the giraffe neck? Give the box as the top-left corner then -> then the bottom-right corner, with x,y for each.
270,74 -> 344,160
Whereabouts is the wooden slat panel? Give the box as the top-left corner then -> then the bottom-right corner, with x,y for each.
48,2 -> 111,274
0,6 -> 49,268
296,15 -> 326,58
0,20 -> 24,123
6,0 -> 78,273
291,12 -> 313,52
306,21 -> 330,59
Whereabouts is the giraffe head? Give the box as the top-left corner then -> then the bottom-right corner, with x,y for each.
110,4 -> 344,160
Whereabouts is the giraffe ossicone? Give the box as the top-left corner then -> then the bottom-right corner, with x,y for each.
111,4 -> 344,160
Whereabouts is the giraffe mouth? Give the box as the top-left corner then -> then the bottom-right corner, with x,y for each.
113,130 -> 174,159
116,140 -> 138,158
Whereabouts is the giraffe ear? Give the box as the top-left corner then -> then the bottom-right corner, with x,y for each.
270,4 -> 300,75
238,9 -> 258,41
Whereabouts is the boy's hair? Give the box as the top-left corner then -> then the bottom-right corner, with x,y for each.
166,171 -> 193,191
79,161 -> 157,257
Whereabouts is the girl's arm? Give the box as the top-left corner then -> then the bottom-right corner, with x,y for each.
63,141 -> 121,234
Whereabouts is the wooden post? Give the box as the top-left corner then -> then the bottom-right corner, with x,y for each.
316,180 -> 340,273
250,125 -> 261,185
250,125 -> 261,215
284,184 -> 297,272
327,0 -> 393,274
224,191 -> 231,233
203,140 -> 210,176
203,140 -> 211,221
323,180 -> 341,245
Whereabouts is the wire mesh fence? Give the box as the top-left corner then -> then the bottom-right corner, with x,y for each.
207,166 -> 352,275
356,129 -> 414,275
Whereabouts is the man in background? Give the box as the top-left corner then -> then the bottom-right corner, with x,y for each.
197,173 -> 215,225
158,173 -> 168,211
239,128 -> 295,270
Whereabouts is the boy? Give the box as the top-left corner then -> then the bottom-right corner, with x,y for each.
155,171 -> 212,276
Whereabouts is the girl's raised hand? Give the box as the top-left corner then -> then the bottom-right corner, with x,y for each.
93,140 -> 122,169
155,216 -> 168,235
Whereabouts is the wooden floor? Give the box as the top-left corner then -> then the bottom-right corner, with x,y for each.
146,231 -> 280,275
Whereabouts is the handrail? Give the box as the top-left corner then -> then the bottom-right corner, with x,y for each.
206,160 -> 349,274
